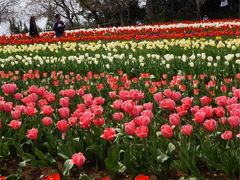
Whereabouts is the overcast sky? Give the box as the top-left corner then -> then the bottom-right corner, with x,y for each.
0,0 -> 47,35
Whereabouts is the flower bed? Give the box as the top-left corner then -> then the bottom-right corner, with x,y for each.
0,19 -> 239,180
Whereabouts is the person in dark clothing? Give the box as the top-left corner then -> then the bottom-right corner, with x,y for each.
53,14 -> 65,37
29,16 -> 39,37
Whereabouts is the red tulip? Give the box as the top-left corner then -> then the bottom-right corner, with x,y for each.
135,174 -> 149,180
44,173 -> 60,180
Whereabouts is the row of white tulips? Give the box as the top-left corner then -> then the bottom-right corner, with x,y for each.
0,38 -> 239,54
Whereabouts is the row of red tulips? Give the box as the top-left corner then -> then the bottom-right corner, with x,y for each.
0,22 -> 239,44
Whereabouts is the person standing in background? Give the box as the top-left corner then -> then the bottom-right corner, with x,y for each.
53,14 -> 65,37
29,16 -> 39,37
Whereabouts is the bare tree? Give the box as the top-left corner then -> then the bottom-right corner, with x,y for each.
195,0 -> 206,19
0,0 -> 18,22
26,0 -> 83,28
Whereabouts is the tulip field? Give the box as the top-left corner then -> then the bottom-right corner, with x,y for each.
0,19 -> 240,180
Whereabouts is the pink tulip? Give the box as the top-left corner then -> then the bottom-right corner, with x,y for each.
169,113 -> 180,126
60,97 -> 70,107
42,117 -> 53,127
91,105 -> 103,116
57,120 -> 69,132
130,89 -> 144,100
113,112 -> 124,122
119,90 -> 130,100
109,91 -> 117,99
77,104 -> 86,112
24,106 -> 37,117
143,103 -> 153,111
93,97 -> 105,105
14,93 -> 23,100
190,105 -> 199,114
71,152 -> 85,168
1,83 -> 17,94
221,130 -> 233,141
181,124 -> 193,136
163,89 -> 172,98
93,117 -> 105,127
26,128 -> 38,140
159,98 -> 175,110
101,128 -> 116,141
3,102 -> 13,112
68,117 -> 78,126
124,121 -> 136,135
76,88 -> 85,96
214,107 -> 225,117
28,93 -> 38,102
45,92 -> 56,103
161,124 -> 173,139
200,96 -> 212,106
228,116 -> 240,128
176,105 -> 188,116
65,89 -> 75,98
134,116 -> 151,126
153,92 -> 163,104
79,116 -> 92,129
121,100 -> 135,113
181,97 -> 192,109
233,89 -> 240,98
203,119 -> 217,132
141,110 -> 153,119
41,105 -> 54,116
38,99 -> 49,107
201,106 -> 214,118
215,96 -> 228,106
135,126 -> 148,138
9,120 -> 21,130
171,91 -> 181,102
58,107 -> 70,119
11,110 -> 21,120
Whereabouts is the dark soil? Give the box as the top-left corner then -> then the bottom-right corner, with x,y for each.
0,158 -> 232,180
